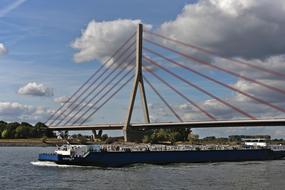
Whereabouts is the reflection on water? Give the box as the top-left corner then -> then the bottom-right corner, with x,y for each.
0,147 -> 284,190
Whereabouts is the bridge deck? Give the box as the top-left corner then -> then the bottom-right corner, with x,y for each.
48,119 -> 285,130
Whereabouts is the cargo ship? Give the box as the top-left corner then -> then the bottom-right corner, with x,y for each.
38,139 -> 285,167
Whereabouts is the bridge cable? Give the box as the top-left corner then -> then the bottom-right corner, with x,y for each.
144,30 -> 285,78
50,40 -> 136,126
143,49 -> 285,114
64,57 -> 136,126
77,72 -> 135,125
142,64 -> 216,120
46,32 -> 136,125
54,46 -> 136,126
143,56 -> 256,119
144,77 -> 183,122
144,38 -> 285,95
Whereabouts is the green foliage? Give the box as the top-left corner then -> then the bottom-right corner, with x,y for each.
0,121 -> 55,139
101,134 -> 108,141
0,121 -> 7,136
77,135 -> 87,144
1,129 -> 10,139
143,128 -> 191,144
203,136 -> 216,141
15,125 -> 32,138
34,122 -> 55,138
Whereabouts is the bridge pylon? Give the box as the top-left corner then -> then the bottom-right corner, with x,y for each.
124,24 -> 150,142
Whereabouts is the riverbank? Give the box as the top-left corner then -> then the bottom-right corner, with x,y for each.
1,138 -> 284,147
0,138 -> 59,147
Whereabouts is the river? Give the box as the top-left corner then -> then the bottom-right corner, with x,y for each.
0,147 -> 284,190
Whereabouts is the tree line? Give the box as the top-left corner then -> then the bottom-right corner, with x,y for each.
0,121 -> 55,139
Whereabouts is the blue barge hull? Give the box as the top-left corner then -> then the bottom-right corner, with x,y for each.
39,149 -> 285,167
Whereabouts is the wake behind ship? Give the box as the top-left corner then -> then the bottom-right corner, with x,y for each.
38,140 -> 285,167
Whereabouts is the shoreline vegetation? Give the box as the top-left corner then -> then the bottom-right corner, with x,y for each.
0,121 -> 55,139
0,121 -> 56,146
0,121 -> 284,146
1,138 -> 284,147
0,136 -> 284,147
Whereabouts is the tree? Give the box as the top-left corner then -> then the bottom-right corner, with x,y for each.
15,125 -> 32,138
34,122 -> 55,138
0,121 -> 7,139
1,129 -> 9,139
1,129 -> 15,139
3,123 -> 17,138
0,121 -> 7,129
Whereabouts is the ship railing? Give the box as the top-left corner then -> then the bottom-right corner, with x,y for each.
270,144 -> 285,151
96,144 -> 260,152
82,151 -> 90,157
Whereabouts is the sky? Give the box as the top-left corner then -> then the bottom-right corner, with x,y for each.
0,0 -> 285,138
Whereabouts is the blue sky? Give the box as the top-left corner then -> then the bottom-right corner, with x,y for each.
0,0 -> 285,138
0,0 -> 192,104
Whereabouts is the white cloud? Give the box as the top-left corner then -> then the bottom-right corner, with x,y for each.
0,101 -> 50,123
143,0 -> 285,125
0,101 -> 84,125
210,55 -> 285,82
148,52 -> 285,122
0,102 -> 32,116
72,19 -> 152,67
0,43 -> 7,56
171,58 -> 285,136
233,79 -> 285,104
210,56 -> 285,117
46,105 -> 94,126
179,103 -> 194,111
18,82 -> 54,97
177,98 -> 285,138
158,0 -> 285,59
54,96 -> 69,104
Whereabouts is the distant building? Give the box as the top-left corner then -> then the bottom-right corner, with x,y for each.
229,135 -> 271,141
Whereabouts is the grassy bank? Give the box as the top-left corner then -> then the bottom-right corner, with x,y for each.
0,138 -> 61,147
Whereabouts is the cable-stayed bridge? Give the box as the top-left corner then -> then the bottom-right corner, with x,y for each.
46,24 -> 285,141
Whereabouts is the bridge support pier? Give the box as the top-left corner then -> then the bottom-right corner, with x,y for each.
124,23 -> 150,142
123,127 -> 145,142
91,129 -> 102,141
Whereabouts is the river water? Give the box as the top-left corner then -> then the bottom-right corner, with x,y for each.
0,147 -> 284,190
